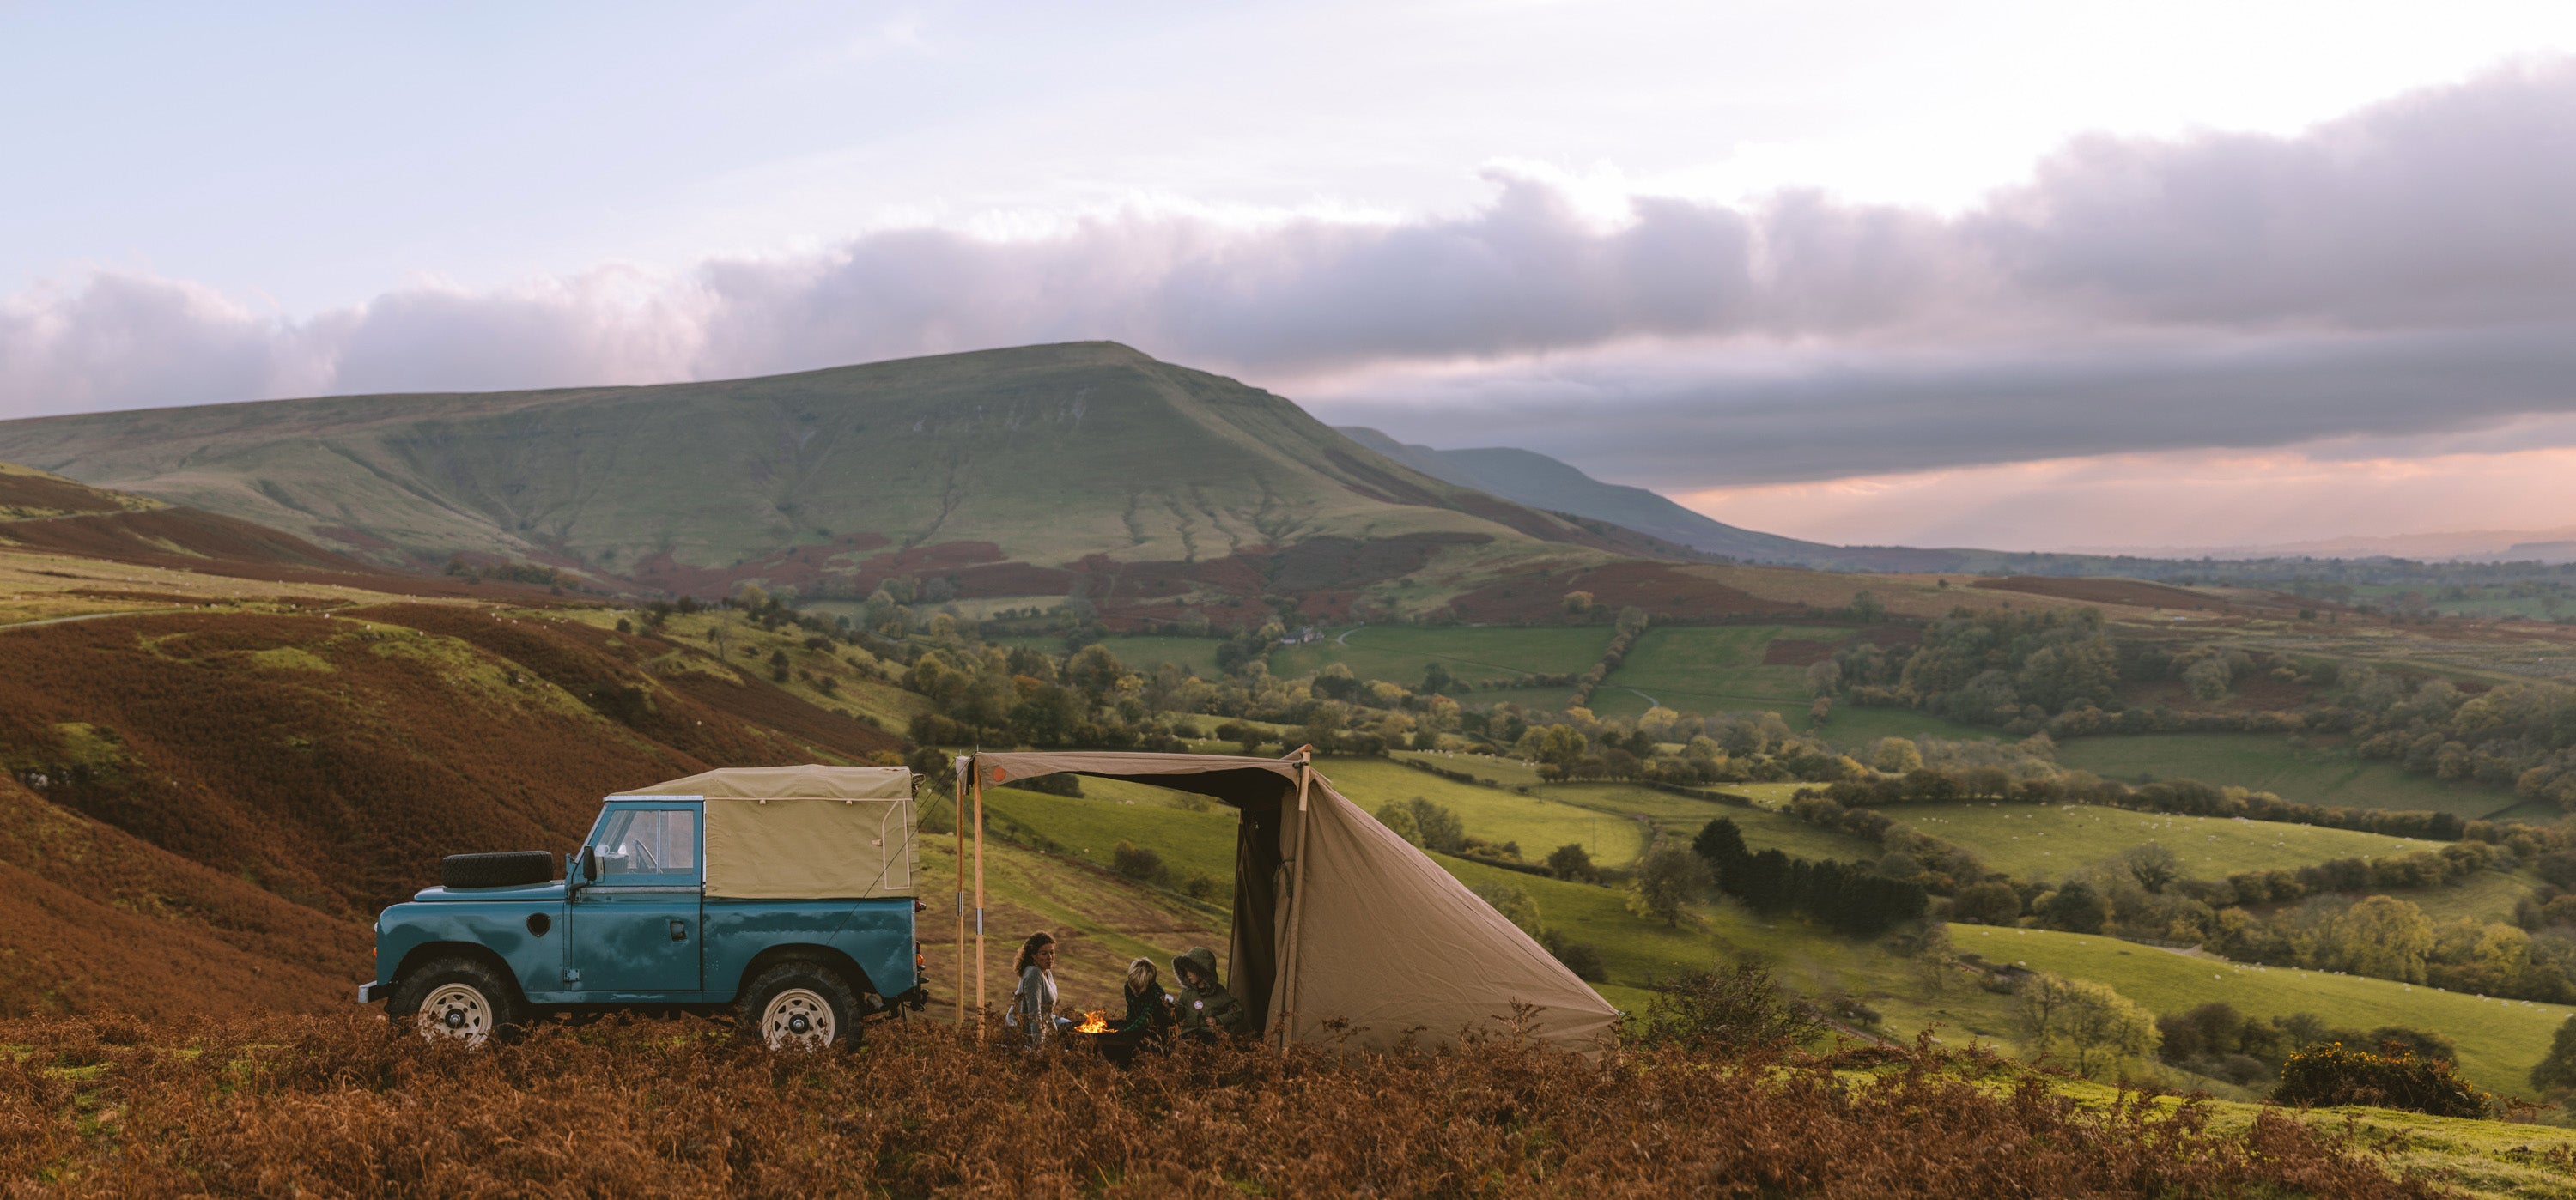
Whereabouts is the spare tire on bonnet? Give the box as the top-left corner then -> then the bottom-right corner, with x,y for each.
442,851 -> 557,889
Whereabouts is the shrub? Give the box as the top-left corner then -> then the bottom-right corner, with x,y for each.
2274,1042 -> 2491,1117
1544,841 -> 1598,882
1179,870 -> 1224,902
1473,880 -> 1543,941
1629,960 -> 1821,1055
1546,937 -> 1608,982
1110,840 -> 1168,885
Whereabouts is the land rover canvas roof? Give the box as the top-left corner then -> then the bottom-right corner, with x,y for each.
619,765 -> 917,900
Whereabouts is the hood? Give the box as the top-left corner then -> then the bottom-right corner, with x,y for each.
407,881 -> 568,903
1173,946 -> 1223,990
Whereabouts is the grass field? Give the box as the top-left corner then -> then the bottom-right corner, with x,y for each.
1814,705 -> 2005,751
1900,803 -> 2439,882
1320,756 -> 1650,865
1959,926 -> 2574,1096
1270,625 -> 1615,688
1388,748 -> 1552,788
1540,782 -> 1880,862
977,785 -> 1243,887
1590,626 -> 1818,719
2408,867 -> 2541,925
2052,733 -> 2517,818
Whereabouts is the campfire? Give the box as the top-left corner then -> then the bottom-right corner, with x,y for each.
1074,1009 -> 1109,1034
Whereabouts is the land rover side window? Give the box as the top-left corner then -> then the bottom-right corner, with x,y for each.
592,807 -> 698,880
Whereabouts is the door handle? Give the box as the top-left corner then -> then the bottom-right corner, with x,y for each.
669,919 -> 688,942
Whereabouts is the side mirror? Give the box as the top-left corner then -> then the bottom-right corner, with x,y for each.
580,845 -> 598,882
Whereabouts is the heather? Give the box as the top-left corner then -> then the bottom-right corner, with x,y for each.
0,1013 -> 2439,1197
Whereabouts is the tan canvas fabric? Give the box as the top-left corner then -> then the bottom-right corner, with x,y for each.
965,751 -> 1619,1057
622,765 -> 916,899
1275,776 -> 1618,1055
622,764 -> 914,801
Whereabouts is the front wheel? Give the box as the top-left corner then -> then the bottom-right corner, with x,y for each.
737,961 -> 863,1052
389,957 -> 526,1047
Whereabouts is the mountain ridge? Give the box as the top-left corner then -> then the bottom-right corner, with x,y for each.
0,343 -> 1700,604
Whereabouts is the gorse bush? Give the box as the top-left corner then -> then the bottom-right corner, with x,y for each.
2273,1041 -> 2493,1118
0,1013 -> 2439,1197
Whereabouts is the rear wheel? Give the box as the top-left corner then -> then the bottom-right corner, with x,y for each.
738,961 -> 863,1052
390,957 -> 526,1047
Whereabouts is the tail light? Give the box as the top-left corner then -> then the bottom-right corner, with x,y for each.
914,899 -> 927,912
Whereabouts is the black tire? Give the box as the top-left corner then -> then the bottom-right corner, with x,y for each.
737,961 -> 863,1052
442,851 -> 557,889
389,956 -> 527,1047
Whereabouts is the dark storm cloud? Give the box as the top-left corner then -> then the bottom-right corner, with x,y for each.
5,58 -> 2574,484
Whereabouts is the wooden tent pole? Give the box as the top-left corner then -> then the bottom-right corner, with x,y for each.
954,755 -> 967,1027
1279,747 -> 1315,1049
973,764 -> 987,1029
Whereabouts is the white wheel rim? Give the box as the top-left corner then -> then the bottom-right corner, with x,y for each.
760,987 -> 836,1050
418,982 -> 493,1046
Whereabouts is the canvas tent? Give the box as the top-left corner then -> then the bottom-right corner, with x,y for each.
621,765 -> 915,900
960,751 -> 1618,1058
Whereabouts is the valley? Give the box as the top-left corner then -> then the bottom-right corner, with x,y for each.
12,350 -> 2576,1195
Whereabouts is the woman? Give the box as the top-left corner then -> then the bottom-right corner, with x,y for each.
1009,931 -> 1060,1048
1113,956 -> 1176,1057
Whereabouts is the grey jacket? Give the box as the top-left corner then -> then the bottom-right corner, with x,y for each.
1013,964 -> 1056,1045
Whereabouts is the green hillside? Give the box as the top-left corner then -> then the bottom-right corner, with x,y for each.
1900,803 -> 2438,882
0,342 -> 1651,596
2052,733 -> 2518,819
1590,625 -> 1817,718
1963,926 -> 2574,1096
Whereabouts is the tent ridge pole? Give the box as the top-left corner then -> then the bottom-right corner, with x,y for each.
973,761 -> 987,1029
1279,749 -> 1315,1050
955,755 -> 967,1027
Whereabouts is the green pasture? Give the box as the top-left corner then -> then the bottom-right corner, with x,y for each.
1388,749 -> 1552,788
1814,705 -> 2003,751
2408,868 -> 2541,925
2051,733 -> 2516,819
1589,626 -> 1819,719
1899,803 -> 2438,882
1271,625 -> 1614,688
1959,925 -> 2573,1096
1464,685 -> 1587,713
977,783 -> 1242,883
1320,756 -> 1649,866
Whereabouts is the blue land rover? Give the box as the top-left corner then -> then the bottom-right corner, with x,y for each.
360,765 -> 927,1048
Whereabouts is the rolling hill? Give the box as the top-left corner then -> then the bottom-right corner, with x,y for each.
0,343 -> 1692,611
1338,426 -> 1840,563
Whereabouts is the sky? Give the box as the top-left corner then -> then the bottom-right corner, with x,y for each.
5,1 -> 2576,552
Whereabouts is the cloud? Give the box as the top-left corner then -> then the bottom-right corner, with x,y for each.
4,56 -> 2575,513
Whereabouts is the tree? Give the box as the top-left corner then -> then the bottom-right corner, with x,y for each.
1805,658 -> 1843,697
2183,656 -> 2233,702
1545,842 -> 1599,882
1952,881 -> 2023,925
2532,1014 -> 2576,1094
2018,972 -> 2160,1078
1626,844 -> 1713,928
1848,590 -> 1885,624
1065,643 -> 1127,702
2123,843 -> 2181,894
1473,881 -> 1544,941
1421,661 -> 1456,695
1374,803 -> 1423,846
2038,882 -> 2109,934
2336,895 -> 2435,984
1869,737 -> 1923,773
1561,591 -> 1595,615
1403,797 -> 1466,853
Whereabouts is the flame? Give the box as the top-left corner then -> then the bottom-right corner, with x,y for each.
1075,1009 -> 1109,1034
